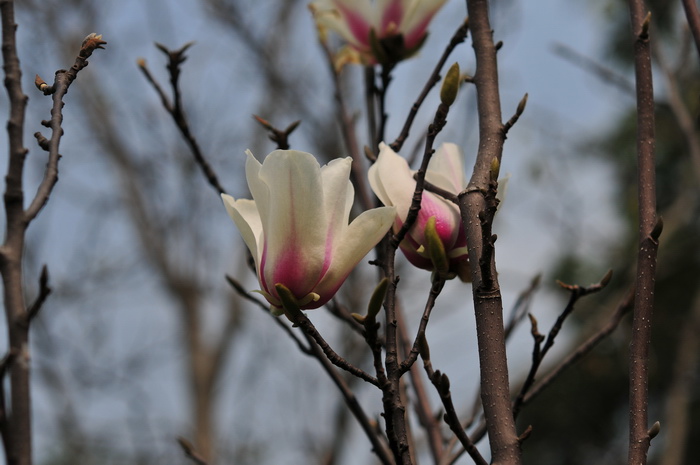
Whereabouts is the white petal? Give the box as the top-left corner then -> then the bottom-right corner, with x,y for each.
314,205 -> 396,299
320,157 -> 354,242
368,143 -> 416,222
221,195 -> 262,266
257,150 -> 328,297
425,143 -> 466,194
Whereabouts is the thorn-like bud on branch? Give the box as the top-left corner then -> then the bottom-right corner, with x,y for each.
34,74 -> 50,94
136,58 -> 146,68
40,265 -> 49,289
367,278 -> 389,321
640,12 -> 652,40
555,279 -> 576,291
599,269 -> 613,287
440,62 -> 460,106
647,421 -> 660,439
516,93 -> 529,117
651,216 -> 663,241
440,372 -> 451,392
495,40 -> 503,51
518,425 -> 533,443
284,120 -> 301,135
528,313 -> 544,341
350,313 -> 366,324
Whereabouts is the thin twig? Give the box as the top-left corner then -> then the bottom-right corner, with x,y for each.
523,287 -> 634,405
681,0 -> 700,62
28,33 -> 106,222
626,6 -> 660,463
25,265 -> 51,323
422,358 -> 488,465
381,96 -> 452,465
396,302 -> 443,464
252,115 -> 300,150
225,275 -> 393,464
137,43 -> 227,196
390,19 -> 469,152
399,277 -> 445,374
319,40 -> 373,210
290,309 -> 381,387
552,43 -> 636,96
177,437 -> 209,465
225,275 -> 310,354
512,270 -> 612,419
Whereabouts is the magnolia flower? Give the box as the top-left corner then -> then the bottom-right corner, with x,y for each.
310,0 -> 447,66
368,142 -> 469,280
222,149 -> 396,314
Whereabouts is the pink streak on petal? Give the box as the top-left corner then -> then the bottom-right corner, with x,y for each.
335,2 -> 372,48
380,0 -> 404,36
416,195 -> 458,245
402,14 -> 434,49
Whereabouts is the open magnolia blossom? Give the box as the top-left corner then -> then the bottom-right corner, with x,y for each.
222,149 -> 396,315
310,0 -> 447,67
368,142 -> 470,281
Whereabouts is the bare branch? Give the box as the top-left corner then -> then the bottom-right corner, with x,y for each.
252,115 -> 300,150
681,0 -> 700,62
177,436 -> 209,465
26,33 -> 107,222
390,18 -> 469,152
512,270 -> 613,419
626,5 -> 660,464
457,0 -> 521,462
137,43 -> 227,196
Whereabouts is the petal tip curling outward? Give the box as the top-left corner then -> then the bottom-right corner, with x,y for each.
311,205 -> 396,308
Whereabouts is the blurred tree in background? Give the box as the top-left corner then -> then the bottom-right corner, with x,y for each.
0,0 -> 695,463
519,1 -> 700,465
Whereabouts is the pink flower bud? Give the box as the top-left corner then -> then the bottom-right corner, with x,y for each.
369,143 -> 469,280
311,0 -> 447,66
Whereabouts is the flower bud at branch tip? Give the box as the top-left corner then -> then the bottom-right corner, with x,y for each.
440,62 -> 460,106
34,74 -> 49,93
600,269 -> 613,287
517,93 -> 529,116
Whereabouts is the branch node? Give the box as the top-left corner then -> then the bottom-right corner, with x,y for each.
640,12 -> 652,40
650,216 -> 663,241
